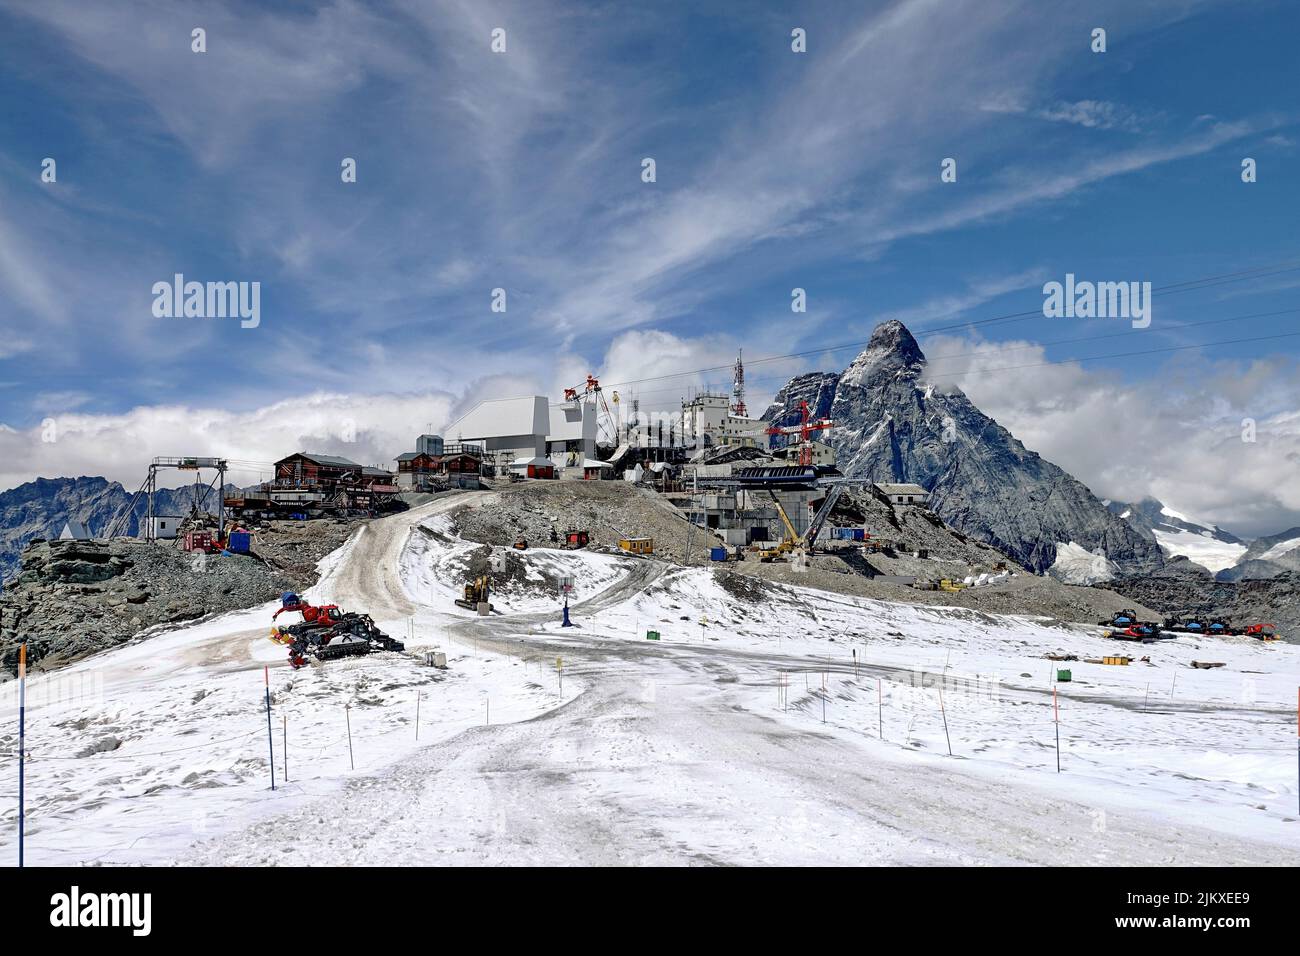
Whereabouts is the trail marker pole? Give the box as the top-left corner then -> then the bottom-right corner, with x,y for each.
1170,671 -> 1177,700
1143,682 -> 1150,712
264,666 -> 275,791
877,677 -> 883,740
938,684 -> 953,756
282,714 -> 288,782
345,704 -> 354,770
486,696 -> 490,726
1053,685 -> 1061,773
18,642 -> 26,868
416,691 -> 422,740
853,648 -> 858,679
557,657 -> 563,697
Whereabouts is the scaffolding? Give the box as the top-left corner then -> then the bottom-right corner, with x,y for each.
105,456 -> 228,541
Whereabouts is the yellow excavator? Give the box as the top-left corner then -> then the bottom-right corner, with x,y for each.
755,486 -> 848,562
455,575 -> 493,611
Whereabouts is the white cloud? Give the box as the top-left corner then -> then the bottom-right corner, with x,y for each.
1036,100 -> 1148,132
0,390 -> 458,492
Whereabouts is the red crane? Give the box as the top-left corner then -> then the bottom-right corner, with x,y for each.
766,399 -> 832,467
563,374 -> 618,445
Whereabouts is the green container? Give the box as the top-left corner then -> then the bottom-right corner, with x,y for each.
1056,669 -> 1072,682
646,630 -> 660,641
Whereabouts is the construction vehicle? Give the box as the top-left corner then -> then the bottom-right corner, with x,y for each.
512,538 -> 528,550
269,592 -> 404,668
455,575 -> 492,611
754,484 -> 850,562
1105,623 -> 1169,642
1243,623 -> 1280,641
1162,614 -> 1209,634
1098,609 -> 1156,629
938,578 -> 966,592
563,529 -> 590,549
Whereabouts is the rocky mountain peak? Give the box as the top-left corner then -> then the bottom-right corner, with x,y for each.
763,320 -> 1164,576
840,320 -> 927,387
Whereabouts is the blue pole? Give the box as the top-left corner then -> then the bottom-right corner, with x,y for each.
18,642 -> 26,868
264,666 -> 275,791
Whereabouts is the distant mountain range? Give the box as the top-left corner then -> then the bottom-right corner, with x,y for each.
1106,496 -> 1300,582
1105,497 -> 1245,574
0,476 -> 228,583
763,320 -> 1164,578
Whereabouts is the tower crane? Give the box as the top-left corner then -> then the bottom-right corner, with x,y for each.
766,400 -> 833,467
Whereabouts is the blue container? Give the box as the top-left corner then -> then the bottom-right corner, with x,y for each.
710,547 -> 728,562
227,531 -> 251,554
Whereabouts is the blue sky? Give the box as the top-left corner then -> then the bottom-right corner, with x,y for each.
1,0 -> 1298,534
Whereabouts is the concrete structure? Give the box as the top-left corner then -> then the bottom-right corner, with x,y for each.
58,519 -> 91,540
680,393 -> 768,450
446,396 -> 552,472
776,438 -> 835,466
873,482 -> 930,506
547,400 -> 598,470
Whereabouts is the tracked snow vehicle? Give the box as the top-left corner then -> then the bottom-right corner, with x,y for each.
270,591 -> 405,668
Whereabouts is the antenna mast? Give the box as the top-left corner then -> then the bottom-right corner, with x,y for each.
731,349 -> 747,417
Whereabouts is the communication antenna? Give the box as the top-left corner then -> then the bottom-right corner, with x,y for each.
732,349 -> 747,417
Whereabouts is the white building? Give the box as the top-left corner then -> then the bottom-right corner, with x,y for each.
680,393 -> 767,450
547,400 -> 598,469
445,396 -> 556,477
873,482 -> 930,507
146,515 -> 182,539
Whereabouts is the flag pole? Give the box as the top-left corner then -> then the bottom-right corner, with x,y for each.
18,642 -> 26,868
264,665 -> 275,791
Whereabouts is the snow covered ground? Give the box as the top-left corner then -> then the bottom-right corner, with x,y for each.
400,513 -> 633,616
3,496 -> 1298,865
1047,541 -> 1119,584
0,499 -> 581,865
1151,527 -> 1247,574
538,558 -> 1300,849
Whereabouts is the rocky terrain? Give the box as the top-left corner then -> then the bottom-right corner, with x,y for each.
0,475 -> 239,584
1095,556 -> 1300,642
762,320 -> 1163,577
0,517 -> 362,675
728,557 -> 1161,627
450,480 -> 711,563
449,478 -> 1156,629
1216,526 -> 1300,582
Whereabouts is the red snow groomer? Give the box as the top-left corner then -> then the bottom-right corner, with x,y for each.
1243,623 -> 1280,641
270,591 -> 405,668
